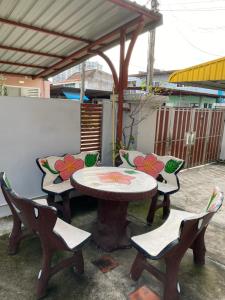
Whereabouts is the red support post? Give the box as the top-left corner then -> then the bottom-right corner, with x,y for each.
117,28 -> 126,144
116,18 -> 145,144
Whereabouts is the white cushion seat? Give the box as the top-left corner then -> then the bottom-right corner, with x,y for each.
32,198 -> 48,206
131,209 -> 196,258
157,182 -> 178,194
53,218 -> 91,250
44,180 -> 73,194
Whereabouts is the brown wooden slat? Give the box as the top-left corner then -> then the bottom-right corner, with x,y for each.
82,135 -> 101,139
82,104 -> 102,107
81,145 -> 101,150
82,138 -> 101,143
81,106 -> 102,110
81,103 -> 102,154
82,115 -> 102,119
81,119 -> 102,124
81,141 -> 101,146
81,123 -> 101,127
81,130 -> 101,134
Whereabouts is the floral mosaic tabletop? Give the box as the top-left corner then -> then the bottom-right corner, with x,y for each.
72,167 -> 157,194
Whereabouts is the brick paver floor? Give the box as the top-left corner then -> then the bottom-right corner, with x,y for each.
172,163 -> 225,226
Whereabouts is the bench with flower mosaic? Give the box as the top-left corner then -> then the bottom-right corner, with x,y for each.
37,151 -> 99,223
119,150 -> 184,224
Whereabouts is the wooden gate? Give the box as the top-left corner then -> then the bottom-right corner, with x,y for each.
81,103 -> 103,153
154,107 -> 225,168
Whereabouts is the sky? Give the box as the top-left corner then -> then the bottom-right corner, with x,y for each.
90,0 -> 225,75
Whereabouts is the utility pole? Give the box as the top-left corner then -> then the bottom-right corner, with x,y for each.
147,0 -> 159,92
80,61 -> 86,103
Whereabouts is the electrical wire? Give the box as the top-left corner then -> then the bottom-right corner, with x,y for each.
160,8 -> 225,12
167,13 -> 223,57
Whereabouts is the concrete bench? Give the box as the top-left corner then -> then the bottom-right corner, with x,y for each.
130,187 -> 224,300
119,150 -> 184,224
37,151 -> 99,223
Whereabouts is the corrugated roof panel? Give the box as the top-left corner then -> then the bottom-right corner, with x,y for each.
0,0 -> 162,77
10,0 -> 50,22
0,24 -> 15,43
35,0 -> 92,32
2,27 -> 26,45
8,0 -> 37,21
0,0 -> 18,18
169,56 -> 225,90
46,0 -> 91,35
26,0 -> 74,28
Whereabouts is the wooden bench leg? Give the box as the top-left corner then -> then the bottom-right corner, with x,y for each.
8,215 -> 23,255
62,192 -> 71,224
192,227 -> 207,266
163,194 -> 170,220
147,194 -> 158,225
47,194 -> 55,206
47,193 -> 71,223
37,248 -> 53,299
73,250 -> 84,274
164,258 -> 181,300
130,252 -> 146,281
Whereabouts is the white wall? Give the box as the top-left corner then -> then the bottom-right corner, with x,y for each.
136,105 -> 157,154
0,96 -> 80,208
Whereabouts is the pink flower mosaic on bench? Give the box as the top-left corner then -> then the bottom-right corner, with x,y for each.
37,151 -> 99,223
38,151 -> 99,194
119,150 -> 184,224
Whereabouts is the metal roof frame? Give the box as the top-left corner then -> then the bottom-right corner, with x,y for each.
0,0 -> 162,79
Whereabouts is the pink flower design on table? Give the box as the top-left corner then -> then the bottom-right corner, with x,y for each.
134,154 -> 164,178
98,172 -> 135,185
54,154 -> 84,181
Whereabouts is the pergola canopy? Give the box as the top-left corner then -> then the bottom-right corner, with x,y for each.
169,56 -> 225,91
0,0 -> 162,79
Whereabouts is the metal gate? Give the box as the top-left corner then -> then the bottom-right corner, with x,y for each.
81,103 -> 103,153
154,107 -> 225,168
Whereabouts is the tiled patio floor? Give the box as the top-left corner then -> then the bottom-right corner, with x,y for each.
0,163 -> 225,300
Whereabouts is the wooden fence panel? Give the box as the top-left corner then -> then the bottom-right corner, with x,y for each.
81,103 -> 103,153
154,107 -> 224,168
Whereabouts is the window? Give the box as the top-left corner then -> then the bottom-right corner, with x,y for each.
191,103 -> 199,108
204,103 -> 208,108
177,83 -> 184,87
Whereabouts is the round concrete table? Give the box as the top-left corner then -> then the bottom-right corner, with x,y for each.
71,167 -> 157,251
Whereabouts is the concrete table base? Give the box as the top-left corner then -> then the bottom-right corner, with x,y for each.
93,200 -> 131,251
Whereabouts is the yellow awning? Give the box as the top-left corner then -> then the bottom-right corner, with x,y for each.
169,56 -> 225,91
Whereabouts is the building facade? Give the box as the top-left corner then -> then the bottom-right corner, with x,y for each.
128,70 -> 222,108
0,74 -> 50,98
53,69 -> 113,92
52,61 -> 103,83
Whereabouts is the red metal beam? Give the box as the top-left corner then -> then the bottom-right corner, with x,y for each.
0,44 -> 65,59
123,19 -> 145,87
0,18 -> 91,44
0,71 -> 32,77
107,0 -> 159,19
34,16 -> 143,79
0,60 -> 47,69
88,50 -> 119,92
